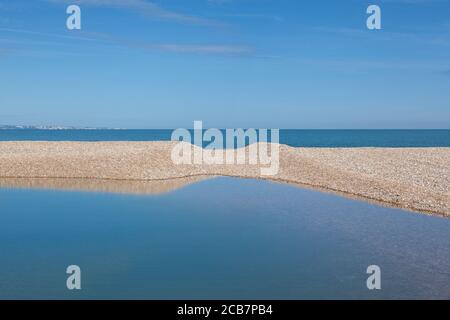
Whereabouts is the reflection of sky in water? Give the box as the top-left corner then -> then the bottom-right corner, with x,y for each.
0,177 -> 449,299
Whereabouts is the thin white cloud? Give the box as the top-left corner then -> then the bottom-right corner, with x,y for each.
47,0 -> 223,26
144,43 -> 251,55
207,0 -> 233,4
0,27 -> 99,41
309,26 -> 450,48
0,27 -> 252,57
223,13 -> 284,22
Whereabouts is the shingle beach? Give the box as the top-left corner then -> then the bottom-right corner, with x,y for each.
0,141 -> 449,217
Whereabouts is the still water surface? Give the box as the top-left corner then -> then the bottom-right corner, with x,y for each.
0,177 -> 449,299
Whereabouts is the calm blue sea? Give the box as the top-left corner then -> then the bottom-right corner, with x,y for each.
0,129 -> 449,147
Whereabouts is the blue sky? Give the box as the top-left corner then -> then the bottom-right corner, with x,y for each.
0,0 -> 449,129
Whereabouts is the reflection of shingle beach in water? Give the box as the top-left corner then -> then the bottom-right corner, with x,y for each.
0,176 -> 212,195
0,141 -> 449,216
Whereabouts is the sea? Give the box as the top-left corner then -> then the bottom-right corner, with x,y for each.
0,129 -> 449,147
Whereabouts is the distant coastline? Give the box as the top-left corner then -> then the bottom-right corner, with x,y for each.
0,125 -> 124,130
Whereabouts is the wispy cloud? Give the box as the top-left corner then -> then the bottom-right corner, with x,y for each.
0,27 -> 252,57
47,0 -> 223,26
98,31 -> 253,56
292,57 -> 450,75
222,13 -> 284,22
142,43 -> 251,55
207,0 -> 233,4
0,27 -> 99,41
309,26 -> 450,48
